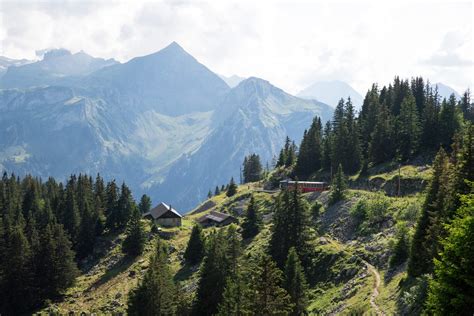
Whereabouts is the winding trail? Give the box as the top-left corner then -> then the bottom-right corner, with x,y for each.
364,261 -> 384,316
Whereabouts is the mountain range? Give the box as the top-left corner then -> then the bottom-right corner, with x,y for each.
0,42 -> 333,211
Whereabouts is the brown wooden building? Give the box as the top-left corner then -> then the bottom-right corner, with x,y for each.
197,211 -> 236,227
143,202 -> 182,227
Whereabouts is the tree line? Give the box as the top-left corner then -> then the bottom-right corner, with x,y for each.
0,173 -> 150,314
276,77 -> 472,179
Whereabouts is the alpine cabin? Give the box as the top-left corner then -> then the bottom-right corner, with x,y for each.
143,202 -> 182,227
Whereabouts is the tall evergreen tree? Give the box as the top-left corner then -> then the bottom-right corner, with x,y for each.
439,94 -> 461,148
241,195 -> 262,239
184,224 -> 205,265
248,253 -> 293,315
329,164 -> 347,205
122,207 -> 147,257
138,194 -> 152,214
284,247 -> 308,316
226,177 -> 238,197
128,239 -> 176,315
396,93 -> 420,161
294,117 -> 323,178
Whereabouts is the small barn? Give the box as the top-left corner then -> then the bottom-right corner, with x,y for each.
143,202 -> 182,227
197,211 -> 236,227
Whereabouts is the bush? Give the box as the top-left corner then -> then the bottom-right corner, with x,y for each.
350,194 -> 391,234
389,223 -> 410,268
311,201 -> 324,220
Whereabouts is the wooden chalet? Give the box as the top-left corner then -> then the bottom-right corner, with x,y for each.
143,202 -> 182,227
197,210 -> 236,227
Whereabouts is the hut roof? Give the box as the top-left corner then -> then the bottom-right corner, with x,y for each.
143,202 -> 182,219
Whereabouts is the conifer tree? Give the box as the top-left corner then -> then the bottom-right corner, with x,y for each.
138,194 -> 151,214
439,94 -> 461,148
226,177 -> 238,197
184,224 -> 205,265
396,93 -> 420,161
105,180 -> 119,231
193,230 -> 229,316
241,195 -> 262,239
269,185 -> 312,268
117,182 -> 135,229
284,247 -> 308,316
426,189 -> 474,315
76,199 -> 97,259
408,148 -> 449,277
214,186 -> 220,195
249,253 -> 293,315
329,164 -> 347,205
128,239 -> 176,315
63,178 -> 80,243
122,207 -> 147,257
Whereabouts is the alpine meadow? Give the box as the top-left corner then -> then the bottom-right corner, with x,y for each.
0,1 -> 473,315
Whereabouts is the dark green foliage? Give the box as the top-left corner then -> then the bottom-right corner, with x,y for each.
396,93 -> 420,161
294,116 -> 323,179
226,177 -> 238,197
248,253 -> 293,315
389,224 -> 409,268
138,194 -> 152,214
116,182 -> 136,229
122,207 -> 147,257
241,195 -> 262,239
277,136 -> 297,168
243,153 -> 263,183
426,189 -> 474,315
214,186 -> 220,195
284,247 -> 308,315
269,185 -> 312,268
439,95 -> 461,149
329,164 -> 347,205
192,229 -> 231,316
127,239 -> 176,315
408,148 -> 449,277
184,225 -> 205,265
207,190 -> 213,199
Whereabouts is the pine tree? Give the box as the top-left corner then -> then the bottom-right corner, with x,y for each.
294,117 -> 323,178
76,199 -> 97,259
122,207 -> 147,257
226,177 -> 237,197
241,196 -> 262,239
184,224 -> 205,265
408,148 -> 449,277
128,239 -> 176,315
329,164 -> 347,205
284,247 -> 308,316
426,189 -> 474,315
243,154 -> 263,183
396,93 -> 420,161
62,178 -> 80,244
193,230 -> 229,316
138,194 -> 152,214
105,180 -> 119,231
269,185 -> 312,268
249,253 -> 293,315
369,103 -> 394,164
214,186 -> 220,195
439,94 -> 461,148
116,182 -> 136,229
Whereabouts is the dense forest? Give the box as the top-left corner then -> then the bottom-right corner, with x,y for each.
0,76 -> 473,315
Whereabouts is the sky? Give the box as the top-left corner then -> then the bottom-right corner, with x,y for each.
0,0 -> 472,94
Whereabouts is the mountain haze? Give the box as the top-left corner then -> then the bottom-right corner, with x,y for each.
297,80 -> 364,109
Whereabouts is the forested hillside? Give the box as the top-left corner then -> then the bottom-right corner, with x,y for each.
0,76 -> 472,315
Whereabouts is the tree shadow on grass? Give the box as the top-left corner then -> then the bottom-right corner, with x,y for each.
174,264 -> 199,282
86,255 -> 136,291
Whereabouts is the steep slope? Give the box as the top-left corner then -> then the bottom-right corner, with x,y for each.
83,42 -> 230,116
298,80 -> 364,109
0,49 -> 117,88
154,77 -> 333,211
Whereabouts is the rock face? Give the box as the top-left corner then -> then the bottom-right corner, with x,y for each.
0,42 -> 333,211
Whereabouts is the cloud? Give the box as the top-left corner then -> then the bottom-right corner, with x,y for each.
0,0 -> 472,93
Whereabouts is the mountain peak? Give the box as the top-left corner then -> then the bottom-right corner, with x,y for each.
160,41 -> 186,54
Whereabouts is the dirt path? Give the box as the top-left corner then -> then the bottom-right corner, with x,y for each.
364,261 -> 384,316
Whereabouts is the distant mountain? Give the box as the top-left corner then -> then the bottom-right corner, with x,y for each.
219,74 -> 246,88
155,77 -> 333,211
0,56 -> 32,77
0,42 -> 333,212
0,49 -> 118,89
297,80 -> 364,109
432,82 -> 461,100
84,42 -> 230,116
0,43 -> 226,192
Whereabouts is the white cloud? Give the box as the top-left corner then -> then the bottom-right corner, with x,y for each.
0,0 -> 472,93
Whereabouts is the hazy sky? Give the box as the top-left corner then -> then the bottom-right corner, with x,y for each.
0,0 -> 472,94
